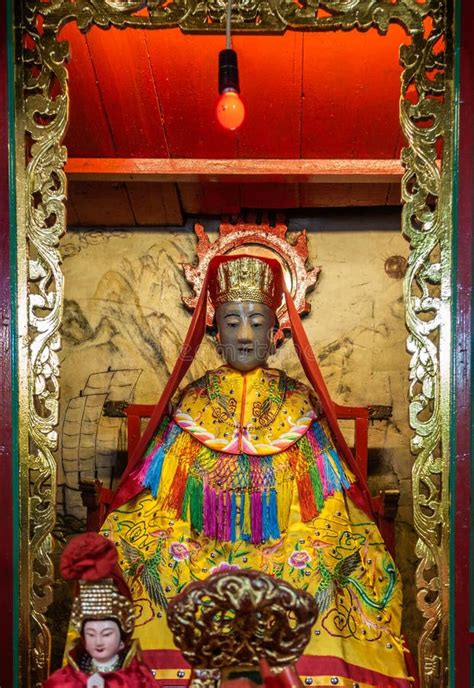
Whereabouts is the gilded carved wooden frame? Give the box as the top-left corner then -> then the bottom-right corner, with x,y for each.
12,1 -> 454,686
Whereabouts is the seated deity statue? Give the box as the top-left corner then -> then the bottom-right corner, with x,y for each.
45,533 -> 156,687
101,254 -> 418,687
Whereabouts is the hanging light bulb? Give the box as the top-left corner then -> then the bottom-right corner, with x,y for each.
216,90 -> 245,130
216,0 -> 245,130
216,48 -> 245,130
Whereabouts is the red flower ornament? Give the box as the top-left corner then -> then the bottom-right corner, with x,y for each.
61,532 -> 118,581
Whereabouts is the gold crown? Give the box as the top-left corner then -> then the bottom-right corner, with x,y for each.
70,579 -> 135,634
211,256 -> 279,309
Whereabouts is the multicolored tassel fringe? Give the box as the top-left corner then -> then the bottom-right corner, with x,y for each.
132,421 -> 182,497
136,417 -> 353,543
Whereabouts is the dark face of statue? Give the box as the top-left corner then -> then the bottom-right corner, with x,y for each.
215,301 -> 276,373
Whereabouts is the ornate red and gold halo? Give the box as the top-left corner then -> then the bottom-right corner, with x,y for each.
182,215 -> 320,342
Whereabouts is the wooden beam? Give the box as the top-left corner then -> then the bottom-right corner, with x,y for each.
68,181 -> 135,226
65,158 -> 405,184
126,182 -> 183,226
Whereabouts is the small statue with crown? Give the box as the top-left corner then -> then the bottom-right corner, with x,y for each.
43,533 -> 156,688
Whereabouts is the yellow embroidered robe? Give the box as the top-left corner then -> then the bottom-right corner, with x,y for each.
102,366 -> 416,688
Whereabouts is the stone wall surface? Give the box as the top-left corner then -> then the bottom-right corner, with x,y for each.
56,213 -> 419,650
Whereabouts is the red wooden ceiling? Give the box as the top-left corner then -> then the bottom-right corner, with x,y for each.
60,22 -> 409,161
60,22 -> 410,223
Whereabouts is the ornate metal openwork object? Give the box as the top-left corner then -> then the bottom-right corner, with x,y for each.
14,1 -> 454,685
167,569 -> 318,682
182,216 -> 320,341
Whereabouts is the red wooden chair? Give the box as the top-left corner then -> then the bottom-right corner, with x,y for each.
80,402 -> 155,532
333,403 -> 399,555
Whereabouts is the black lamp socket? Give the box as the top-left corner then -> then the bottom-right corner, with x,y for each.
218,48 -> 240,94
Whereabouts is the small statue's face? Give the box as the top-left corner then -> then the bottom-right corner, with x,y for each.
215,301 -> 276,372
83,619 -> 124,664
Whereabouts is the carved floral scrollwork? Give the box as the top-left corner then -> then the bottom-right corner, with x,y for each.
167,570 -> 318,674
18,1 -> 452,686
20,4 -> 70,685
34,0 -> 438,33
399,9 -> 451,686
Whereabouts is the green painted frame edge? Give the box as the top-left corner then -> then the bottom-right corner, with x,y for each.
7,0 -> 20,682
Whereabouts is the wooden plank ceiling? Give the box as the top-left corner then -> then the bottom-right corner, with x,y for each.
60,22 -> 410,225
